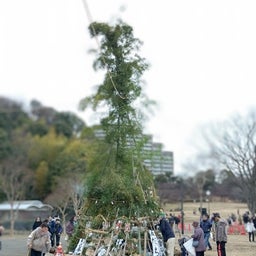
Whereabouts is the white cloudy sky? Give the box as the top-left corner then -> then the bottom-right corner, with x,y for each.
1,0 -> 256,173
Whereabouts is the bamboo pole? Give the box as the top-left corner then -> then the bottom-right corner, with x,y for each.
143,230 -> 147,256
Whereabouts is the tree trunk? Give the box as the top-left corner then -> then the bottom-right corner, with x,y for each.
10,206 -> 15,237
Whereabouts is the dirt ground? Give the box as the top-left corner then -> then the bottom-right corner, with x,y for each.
1,233 -> 255,256
165,201 -> 254,256
173,232 -> 256,256
202,234 -> 256,256
0,234 -> 69,256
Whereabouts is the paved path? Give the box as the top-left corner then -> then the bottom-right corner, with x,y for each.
1,235 -> 28,256
0,234 -> 68,256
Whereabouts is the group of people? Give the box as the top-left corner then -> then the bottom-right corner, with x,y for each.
158,211 -> 228,256
193,212 -> 227,256
32,216 -> 63,247
27,215 -> 77,256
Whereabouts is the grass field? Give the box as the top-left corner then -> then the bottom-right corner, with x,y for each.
164,201 -> 249,223
163,201 -> 255,256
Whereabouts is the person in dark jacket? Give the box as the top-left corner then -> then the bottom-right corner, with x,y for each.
32,217 -> 42,231
159,212 -> 175,256
200,214 -> 212,250
52,218 -> 63,246
169,213 -> 175,228
191,221 -> 206,256
47,216 -> 56,247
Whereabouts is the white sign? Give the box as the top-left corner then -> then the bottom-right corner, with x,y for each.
183,238 -> 196,256
73,238 -> 86,255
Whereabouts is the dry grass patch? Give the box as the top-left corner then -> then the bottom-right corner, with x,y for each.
164,202 -> 255,256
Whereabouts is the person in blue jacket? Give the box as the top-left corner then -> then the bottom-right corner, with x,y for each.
200,214 -> 212,250
52,218 -> 63,246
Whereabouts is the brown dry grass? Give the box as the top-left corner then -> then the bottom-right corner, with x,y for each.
163,201 -> 255,256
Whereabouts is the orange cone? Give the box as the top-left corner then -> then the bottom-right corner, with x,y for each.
228,225 -> 234,235
54,243 -> 65,256
239,225 -> 246,235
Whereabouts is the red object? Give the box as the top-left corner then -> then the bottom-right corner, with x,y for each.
228,225 -> 234,235
54,244 -> 65,256
239,225 -> 246,235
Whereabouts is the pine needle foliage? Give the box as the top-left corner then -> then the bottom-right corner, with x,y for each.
79,20 -> 160,221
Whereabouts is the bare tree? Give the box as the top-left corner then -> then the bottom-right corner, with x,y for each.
203,111 -> 256,214
69,174 -> 85,217
0,158 -> 31,236
45,177 -> 72,234
194,171 -> 208,214
45,174 -> 84,233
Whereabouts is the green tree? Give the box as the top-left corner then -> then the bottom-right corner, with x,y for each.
52,112 -> 85,138
28,129 -> 67,169
50,139 -> 87,178
29,100 -> 56,125
28,131 -> 89,199
0,97 -> 30,134
29,100 -> 85,138
34,161 -> 49,199
79,20 -> 159,219
27,121 -> 49,137
27,130 -> 67,198
0,128 -> 11,160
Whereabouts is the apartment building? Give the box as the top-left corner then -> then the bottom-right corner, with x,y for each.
93,129 -> 174,175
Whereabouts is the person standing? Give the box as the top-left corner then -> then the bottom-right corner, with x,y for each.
173,214 -> 181,236
200,214 -> 212,250
0,223 -> 4,251
252,215 -> 256,230
32,217 -> 42,230
66,215 -> 78,240
47,216 -> 56,247
52,218 -> 63,246
191,221 -> 206,256
169,213 -> 175,228
159,212 -> 175,256
27,223 -> 51,256
245,218 -> 255,242
243,211 -> 250,225
212,213 -> 227,256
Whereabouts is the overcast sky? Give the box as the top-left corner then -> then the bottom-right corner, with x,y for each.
1,0 -> 256,173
